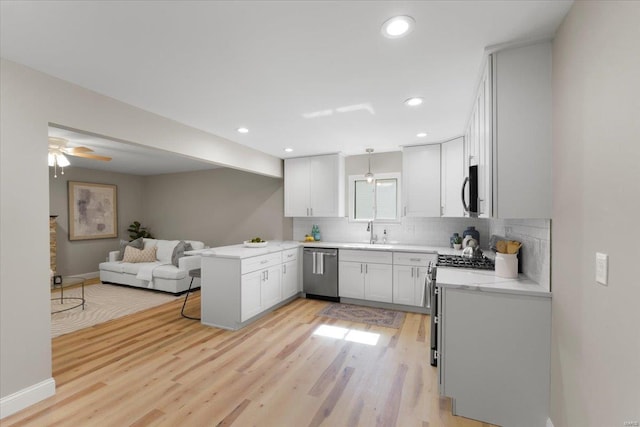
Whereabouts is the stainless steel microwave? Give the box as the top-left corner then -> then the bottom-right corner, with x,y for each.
462,165 -> 478,217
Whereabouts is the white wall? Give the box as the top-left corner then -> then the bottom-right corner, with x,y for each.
551,2 -> 640,426
0,58 -> 282,417
143,168 -> 292,246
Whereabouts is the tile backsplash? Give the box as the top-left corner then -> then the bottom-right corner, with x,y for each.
294,217 -> 489,248
294,216 -> 551,291
489,218 -> 551,291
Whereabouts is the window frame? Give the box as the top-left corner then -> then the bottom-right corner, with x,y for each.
347,172 -> 402,223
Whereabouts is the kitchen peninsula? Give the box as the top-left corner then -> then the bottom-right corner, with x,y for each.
199,241 -> 302,330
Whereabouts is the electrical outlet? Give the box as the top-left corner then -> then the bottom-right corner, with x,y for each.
596,252 -> 608,286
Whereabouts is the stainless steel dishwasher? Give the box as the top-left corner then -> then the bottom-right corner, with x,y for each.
303,248 -> 339,301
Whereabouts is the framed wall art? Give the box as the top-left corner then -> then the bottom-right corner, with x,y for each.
68,181 -> 117,240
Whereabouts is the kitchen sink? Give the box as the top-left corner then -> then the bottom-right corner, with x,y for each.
341,243 -> 394,250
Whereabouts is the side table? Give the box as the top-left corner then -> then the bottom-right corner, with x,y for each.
51,276 -> 85,314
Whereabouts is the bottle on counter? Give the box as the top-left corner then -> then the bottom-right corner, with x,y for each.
312,224 -> 321,241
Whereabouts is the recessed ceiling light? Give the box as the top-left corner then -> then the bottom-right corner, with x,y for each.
381,15 -> 415,39
284,148 -> 293,153
237,127 -> 249,134
417,132 -> 428,138
404,97 -> 424,107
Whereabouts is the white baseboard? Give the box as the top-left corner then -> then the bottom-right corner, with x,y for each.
547,418 -> 555,427
73,271 -> 99,280
0,378 -> 56,420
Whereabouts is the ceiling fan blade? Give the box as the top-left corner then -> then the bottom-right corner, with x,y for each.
69,152 -> 112,162
62,146 -> 93,154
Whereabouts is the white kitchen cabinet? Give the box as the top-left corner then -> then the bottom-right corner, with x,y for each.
240,270 -> 262,321
339,249 -> 393,303
392,252 -> 437,306
201,244 -> 302,330
464,40 -> 552,219
438,285 -> 551,427
402,144 -> 441,217
241,265 -> 281,322
284,154 -> 345,217
281,259 -> 299,300
338,261 -> 365,299
440,137 -> 464,217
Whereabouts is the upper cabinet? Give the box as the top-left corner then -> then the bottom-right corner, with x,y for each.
284,154 -> 345,217
402,144 -> 441,217
465,40 -> 552,219
441,137 -> 465,217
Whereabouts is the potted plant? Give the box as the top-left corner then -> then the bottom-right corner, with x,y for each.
453,235 -> 463,250
127,221 -> 154,241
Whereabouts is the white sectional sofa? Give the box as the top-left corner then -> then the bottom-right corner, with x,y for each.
99,238 -> 205,294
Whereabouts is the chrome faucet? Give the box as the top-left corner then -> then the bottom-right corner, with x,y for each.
366,221 -> 377,244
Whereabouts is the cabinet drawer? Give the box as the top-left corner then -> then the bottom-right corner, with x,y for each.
241,252 -> 282,274
282,248 -> 298,263
339,249 -> 392,264
393,251 -> 437,267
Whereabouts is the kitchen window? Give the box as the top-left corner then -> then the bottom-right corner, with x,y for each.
348,173 -> 401,222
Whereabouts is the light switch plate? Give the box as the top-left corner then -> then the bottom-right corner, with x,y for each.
596,252 -> 608,285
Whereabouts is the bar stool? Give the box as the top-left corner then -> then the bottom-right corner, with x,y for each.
181,268 -> 201,320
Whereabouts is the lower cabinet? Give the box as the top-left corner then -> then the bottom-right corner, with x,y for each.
281,259 -> 299,300
338,250 -> 393,303
392,252 -> 437,307
392,265 -> 426,306
241,266 -> 281,322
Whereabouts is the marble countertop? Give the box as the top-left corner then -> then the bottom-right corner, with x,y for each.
195,241 -> 301,259
436,267 -> 550,297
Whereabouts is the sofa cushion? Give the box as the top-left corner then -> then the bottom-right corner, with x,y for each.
186,240 -> 205,250
171,241 -> 192,266
122,245 -> 157,263
99,261 -> 125,274
152,265 -> 188,280
156,240 -> 179,264
143,238 -> 158,249
121,261 -> 159,275
117,237 -> 144,261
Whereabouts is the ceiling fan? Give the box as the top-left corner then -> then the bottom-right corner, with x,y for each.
48,136 -> 112,177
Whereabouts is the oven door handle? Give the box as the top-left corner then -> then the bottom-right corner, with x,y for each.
425,274 -> 431,309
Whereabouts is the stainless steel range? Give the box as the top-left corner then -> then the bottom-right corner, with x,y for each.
427,254 -> 495,366
437,254 -> 495,270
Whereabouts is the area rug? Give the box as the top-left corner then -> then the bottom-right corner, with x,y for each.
316,303 -> 405,329
51,284 -> 182,338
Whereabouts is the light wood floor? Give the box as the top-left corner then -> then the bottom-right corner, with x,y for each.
4,293 -> 492,427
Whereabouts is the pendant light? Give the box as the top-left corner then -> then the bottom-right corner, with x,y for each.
365,148 -> 374,183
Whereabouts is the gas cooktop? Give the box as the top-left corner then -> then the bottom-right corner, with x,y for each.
437,254 -> 495,270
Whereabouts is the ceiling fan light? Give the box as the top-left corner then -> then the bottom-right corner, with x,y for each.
48,152 -> 56,166
57,153 -> 70,167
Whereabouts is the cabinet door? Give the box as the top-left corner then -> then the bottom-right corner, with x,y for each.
441,137 -> 464,217
403,144 -> 441,217
284,157 -> 310,217
393,265 -> 417,306
281,260 -> 299,300
338,261 -> 364,299
309,154 -> 344,217
241,270 -> 262,322
261,266 -> 282,309
364,263 -> 393,303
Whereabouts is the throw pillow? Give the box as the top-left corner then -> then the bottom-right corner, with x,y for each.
122,245 -> 157,263
118,237 -> 144,261
171,241 -> 193,267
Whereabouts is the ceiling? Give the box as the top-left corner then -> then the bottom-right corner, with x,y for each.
48,126 -> 220,176
2,1 -> 572,168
